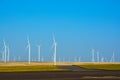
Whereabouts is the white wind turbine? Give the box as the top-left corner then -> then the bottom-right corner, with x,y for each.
112,52 -> 115,62
101,57 -> 104,62
110,52 -> 115,63
37,45 -> 41,62
74,57 -> 77,62
27,37 -> 31,64
97,51 -> 99,62
7,45 -> 10,62
52,35 -> 57,65
3,40 -> 7,63
92,49 -> 95,62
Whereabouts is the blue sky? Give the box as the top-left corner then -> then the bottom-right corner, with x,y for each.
0,0 -> 120,62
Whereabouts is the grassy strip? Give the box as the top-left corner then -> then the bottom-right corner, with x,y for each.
0,65 -> 64,72
77,64 -> 120,70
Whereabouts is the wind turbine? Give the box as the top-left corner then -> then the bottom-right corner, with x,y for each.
3,40 -> 7,63
97,51 -> 99,62
74,57 -> 77,62
110,52 -> 115,63
37,45 -> 41,62
92,49 -> 95,62
101,57 -> 104,62
27,37 -> 31,64
111,52 -> 115,62
7,45 -> 10,62
52,34 -> 57,65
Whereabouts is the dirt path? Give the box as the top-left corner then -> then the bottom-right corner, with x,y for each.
57,65 -> 87,71
57,65 -> 100,71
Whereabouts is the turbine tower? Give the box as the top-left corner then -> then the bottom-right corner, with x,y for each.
79,57 -> 81,62
37,45 -> 41,62
27,37 -> 31,64
7,45 -> 10,62
101,57 -> 104,62
110,52 -> 115,62
97,51 -> 99,62
3,40 -> 7,63
112,52 -> 115,62
92,49 -> 95,62
53,34 -> 57,65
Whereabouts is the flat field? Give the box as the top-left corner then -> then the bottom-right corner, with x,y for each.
0,62 -> 120,72
76,62 -> 120,70
0,62 -> 120,80
0,62 -> 63,72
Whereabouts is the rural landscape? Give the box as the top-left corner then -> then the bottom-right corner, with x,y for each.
0,62 -> 120,80
0,0 -> 120,80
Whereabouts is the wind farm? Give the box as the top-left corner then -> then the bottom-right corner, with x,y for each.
0,36 -> 120,80
0,36 -> 120,72
0,36 -> 120,66
0,0 -> 120,80
0,36 -> 119,65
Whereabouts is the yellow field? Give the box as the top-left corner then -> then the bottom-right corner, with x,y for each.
0,62 -> 119,66
76,62 -> 120,70
0,66 -> 63,72
0,62 -> 63,72
0,62 -> 120,72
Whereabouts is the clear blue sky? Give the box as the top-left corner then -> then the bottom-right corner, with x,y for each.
0,0 -> 120,62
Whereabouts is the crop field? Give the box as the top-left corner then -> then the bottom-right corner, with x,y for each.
0,62 -> 120,72
0,65 -> 63,72
0,62 -> 64,72
77,62 -> 120,70
0,62 -> 120,80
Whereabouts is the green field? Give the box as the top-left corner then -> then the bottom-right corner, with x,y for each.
77,63 -> 120,70
0,65 -> 63,72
